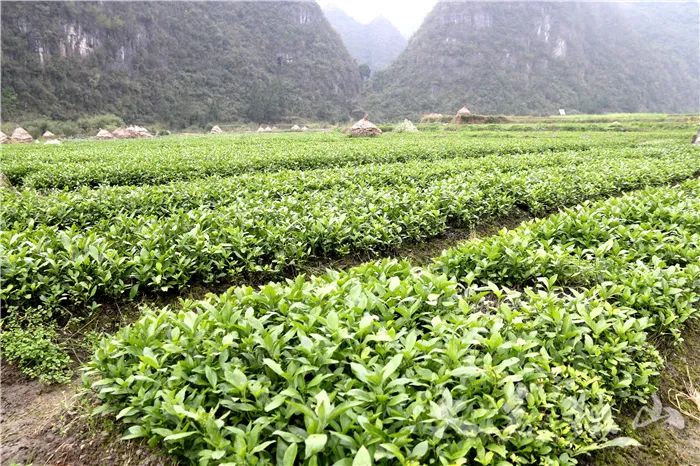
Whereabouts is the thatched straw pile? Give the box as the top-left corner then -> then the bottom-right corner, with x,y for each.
42,130 -> 57,139
0,131 -> 8,144
291,124 -> 301,132
453,106 -> 473,124
96,129 -> 115,140
112,126 -> 153,139
210,125 -> 223,134
127,126 -> 152,138
111,128 -> 131,139
350,117 -> 381,137
11,127 -> 33,143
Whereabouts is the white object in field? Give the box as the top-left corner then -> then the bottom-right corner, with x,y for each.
559,109 -> 566,116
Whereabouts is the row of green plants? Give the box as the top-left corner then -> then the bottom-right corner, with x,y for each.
3,146 -> 664,229
2,130 -> 681,189
86,179 -> 700,465
3,150 -> 698,321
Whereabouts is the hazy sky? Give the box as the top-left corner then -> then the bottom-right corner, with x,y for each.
317,0 -> 438,38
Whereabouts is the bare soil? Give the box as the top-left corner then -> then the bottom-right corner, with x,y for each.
0,364 -> 176,466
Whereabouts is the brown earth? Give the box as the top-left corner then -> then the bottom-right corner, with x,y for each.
0,364 -> 176,466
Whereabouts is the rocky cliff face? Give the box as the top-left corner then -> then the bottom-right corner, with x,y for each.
365,1 -> 699,118
1,1 -> 362,125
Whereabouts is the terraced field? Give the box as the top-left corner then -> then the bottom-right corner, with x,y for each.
1,116 -> 699,465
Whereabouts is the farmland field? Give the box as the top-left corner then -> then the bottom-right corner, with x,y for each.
1,115 -> 699,465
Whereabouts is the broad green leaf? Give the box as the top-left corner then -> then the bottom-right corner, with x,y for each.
305,434 -> 328,458
352,446 -> 372,466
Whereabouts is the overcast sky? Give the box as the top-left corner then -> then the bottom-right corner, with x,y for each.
317,0 -> 438,38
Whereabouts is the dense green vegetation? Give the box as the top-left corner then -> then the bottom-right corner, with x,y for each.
366,1 -> 699,119
4,1 -> 698,128
1,129 -> 691,189
86,180 -> 700,465
3,132 -> 697,321
1,1 -> 360,126
2,116 -> 698,464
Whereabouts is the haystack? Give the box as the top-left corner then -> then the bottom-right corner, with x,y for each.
127,125 -> 152,138
210,125 -> 223,134
456,106 -> 471,116
301,126 -> 309,132
257,126 -> 265,133
111,128 -> 131,139
112,125 -> 152,139
44,139 -> 62,145
42,130 -> 57,139
0,131 -> 8,144
394,119 -> 418,133
350,117 -> 381,137
10,127 -> 33,143
291,124 -> 301,132
96,129 -> 115,140
264,126 -> 272,132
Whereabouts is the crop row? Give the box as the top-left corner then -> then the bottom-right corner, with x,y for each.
3,152 -> 698,320
3,145 -> 676,229
3,150 -> 698,320
86,179 -> 700,465
1,130 -> 680,189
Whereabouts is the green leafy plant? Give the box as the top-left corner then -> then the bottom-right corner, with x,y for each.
86,180 -> 700,464
3,138 -> 698,321
0,325 -> 73,384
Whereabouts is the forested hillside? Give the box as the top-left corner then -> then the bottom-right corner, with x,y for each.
365,1 -> 700,119
1,1 -> 361,126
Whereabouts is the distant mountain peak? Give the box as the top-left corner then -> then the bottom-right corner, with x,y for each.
324,7 -> 407,72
